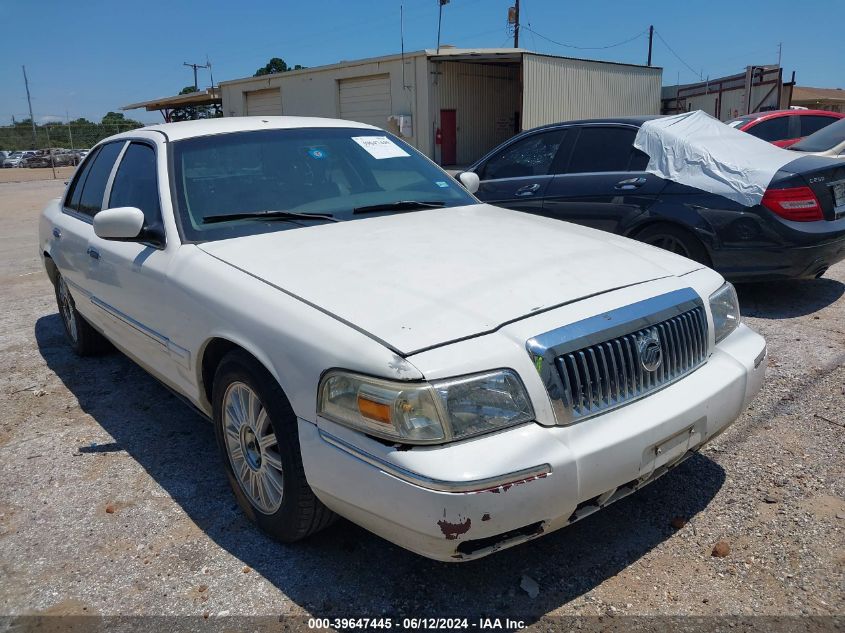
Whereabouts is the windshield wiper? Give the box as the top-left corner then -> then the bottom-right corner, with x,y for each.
202,210 -> 339,224
353,200 -> 446,214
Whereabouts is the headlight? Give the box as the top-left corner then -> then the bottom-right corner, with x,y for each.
318,369 -> 534,444
709,282 -> 740,344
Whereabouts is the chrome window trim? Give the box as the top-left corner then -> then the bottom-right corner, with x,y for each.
319,430 -> 552,494
526,288 -> 708,425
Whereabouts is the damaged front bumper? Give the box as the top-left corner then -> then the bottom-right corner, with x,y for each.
299,323 -> 766,562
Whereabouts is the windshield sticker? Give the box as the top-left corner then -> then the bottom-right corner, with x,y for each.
351,136 -> 410,159
307,148 -> 328,159
435,180 -> 449,188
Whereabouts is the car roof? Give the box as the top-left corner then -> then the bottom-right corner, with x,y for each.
728,109 -> 845,124
106,116 -> 380,143
529,115 -> 662,132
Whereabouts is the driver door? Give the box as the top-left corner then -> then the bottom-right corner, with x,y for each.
474,128 -> 568,213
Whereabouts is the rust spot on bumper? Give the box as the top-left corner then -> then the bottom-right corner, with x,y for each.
473,472 -> 548,494
437,517 -> 472,540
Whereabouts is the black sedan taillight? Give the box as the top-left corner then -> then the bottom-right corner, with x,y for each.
761,186 -> 824,222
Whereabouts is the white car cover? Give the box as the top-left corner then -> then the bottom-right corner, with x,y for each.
633,110 -> 799,207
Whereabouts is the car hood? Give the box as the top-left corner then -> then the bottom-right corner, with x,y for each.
198,204 -> 702,355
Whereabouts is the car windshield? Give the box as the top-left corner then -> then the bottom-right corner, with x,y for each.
790,118 -> 845,152
171,127 -> 477,242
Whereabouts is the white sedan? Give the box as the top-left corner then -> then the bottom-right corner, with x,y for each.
39,117 -> 766,561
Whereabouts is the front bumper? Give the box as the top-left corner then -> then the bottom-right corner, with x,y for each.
299,323 -> 766,561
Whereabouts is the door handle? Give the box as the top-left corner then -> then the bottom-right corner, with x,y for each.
52,227 -> 62,239
515,183 -> 541,197
615,177 -> 647,190
86,247 -> 100,260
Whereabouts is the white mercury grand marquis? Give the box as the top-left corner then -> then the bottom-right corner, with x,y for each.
39,117 -> 767,561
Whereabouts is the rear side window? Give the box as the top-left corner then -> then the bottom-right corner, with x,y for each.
566,127 -> 638,173
745,117 -> 789,142
800,115 -> 837,137
108,143 -> 161,226
76,142 -> 124,217
65,147 -> 101,211
481,130 -> 565,180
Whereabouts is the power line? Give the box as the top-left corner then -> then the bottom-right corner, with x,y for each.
653,29 -> 702,80
520,25 -> 648,51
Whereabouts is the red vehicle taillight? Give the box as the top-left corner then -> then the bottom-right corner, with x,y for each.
761,186 -> 823,221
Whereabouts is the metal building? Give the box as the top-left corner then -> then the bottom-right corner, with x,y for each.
661,65 -> 794,121
220,48 -> 662,166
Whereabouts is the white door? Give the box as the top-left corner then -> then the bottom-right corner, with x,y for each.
245,88 -> 282,116
85,141 -> 184,386
338,75 -> 391,128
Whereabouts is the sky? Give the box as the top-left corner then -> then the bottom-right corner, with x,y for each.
1,0 -> 843,125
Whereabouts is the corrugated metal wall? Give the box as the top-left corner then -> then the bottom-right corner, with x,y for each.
522,54 -> 661,129
436,61 -> 520,165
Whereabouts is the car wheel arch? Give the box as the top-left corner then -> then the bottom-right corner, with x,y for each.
198,336 -> 289,413
626,220 -> 713,266
43,252 -> 59,285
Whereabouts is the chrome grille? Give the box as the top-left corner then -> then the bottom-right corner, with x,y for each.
526,289 -> 710,425
556,306 -> 707,418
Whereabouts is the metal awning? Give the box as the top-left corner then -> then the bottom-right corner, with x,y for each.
122,88 -> 221,121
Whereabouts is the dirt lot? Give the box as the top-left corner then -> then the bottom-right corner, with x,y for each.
0,166 -> 76,184
0,179 -> 843,629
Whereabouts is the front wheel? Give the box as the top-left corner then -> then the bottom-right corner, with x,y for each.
212,350 -> 336,542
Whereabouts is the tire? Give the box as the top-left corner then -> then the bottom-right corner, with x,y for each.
212,350 -> 336,542
635,224 -> 711,266
54,272 -> 110,356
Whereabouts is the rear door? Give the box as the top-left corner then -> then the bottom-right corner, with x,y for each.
49,141 -> 126,324
474,128 -> 566,213
539,125 -> 666,233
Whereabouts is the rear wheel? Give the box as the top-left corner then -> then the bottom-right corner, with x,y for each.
212,350 -> 336,542
635,224 -> 710,266
54,272 -> 109,356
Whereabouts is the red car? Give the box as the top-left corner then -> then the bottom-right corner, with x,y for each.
726,109 -> 845,148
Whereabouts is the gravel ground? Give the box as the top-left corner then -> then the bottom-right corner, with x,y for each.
0,166 -> 75,184
0,179 -> 842,629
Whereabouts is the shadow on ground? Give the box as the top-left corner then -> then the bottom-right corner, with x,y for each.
736,277 -> 844,319
36,313 -> 725,622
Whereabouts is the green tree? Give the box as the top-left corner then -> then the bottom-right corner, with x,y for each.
254,57 -> 305,77
170,85 -> 219,122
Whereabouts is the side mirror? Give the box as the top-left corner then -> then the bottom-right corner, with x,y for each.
458,171 -> 480,194
94,207 -> 145,240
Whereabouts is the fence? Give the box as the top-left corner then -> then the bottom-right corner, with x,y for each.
0,123 -> 144,152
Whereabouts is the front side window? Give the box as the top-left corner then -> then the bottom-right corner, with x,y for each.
566,127 -> 639,173
73,142 -> 125,217
171,128 -> 476,243
799,115 -> 838,137
480,130 -> 565,180
108,142 -> 161,226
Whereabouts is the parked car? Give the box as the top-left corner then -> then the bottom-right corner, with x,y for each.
788,117 -> 845,159
726,109 -> 844,148
463,116 -> 845,281
3,150 -> 36,168
39,117 -> 766,561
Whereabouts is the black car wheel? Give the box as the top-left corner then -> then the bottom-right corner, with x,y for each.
636,224 -> 710,266
212,349 -> 336,542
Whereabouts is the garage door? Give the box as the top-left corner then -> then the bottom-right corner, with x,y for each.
245,88 -> 281,116
338,75 -> 391,128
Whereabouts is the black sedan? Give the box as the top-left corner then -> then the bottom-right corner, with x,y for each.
463,116 -> 845,281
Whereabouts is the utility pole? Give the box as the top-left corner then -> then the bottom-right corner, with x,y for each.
647,25 -> 654,66
777,42 -> 782,68
22,66 -> 37,148
436,0 -> 449,54
66,110 -> 74,150
183,61 -> 209,90
513,0 -> 520,48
